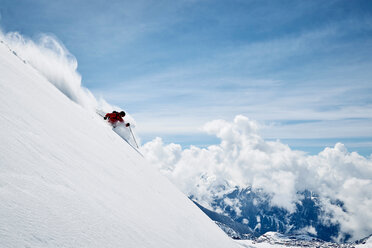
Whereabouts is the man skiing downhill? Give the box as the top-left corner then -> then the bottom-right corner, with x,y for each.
102,110 -> 141,152
104,111 -> 130,128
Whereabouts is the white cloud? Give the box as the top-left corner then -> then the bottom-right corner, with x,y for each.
142,115 -> 372,240
297,226 -> 317,236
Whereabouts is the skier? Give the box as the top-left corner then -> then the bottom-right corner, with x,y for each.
104,111 -> 130,128
103,110 -> 140,151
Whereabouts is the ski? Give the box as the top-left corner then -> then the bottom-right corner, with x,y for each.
118,134 -> 144,157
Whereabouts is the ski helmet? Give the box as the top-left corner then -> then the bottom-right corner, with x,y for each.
120,111 -> 126,117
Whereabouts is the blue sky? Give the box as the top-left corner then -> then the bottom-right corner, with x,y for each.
1,0 -> 372,155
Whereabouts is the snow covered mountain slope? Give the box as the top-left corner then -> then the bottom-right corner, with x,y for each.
0,41 -> 237,248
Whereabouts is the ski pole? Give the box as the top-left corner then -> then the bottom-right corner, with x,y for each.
129,126 -> 139,149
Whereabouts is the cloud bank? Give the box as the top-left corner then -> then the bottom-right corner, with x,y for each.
142,115 -> 372,241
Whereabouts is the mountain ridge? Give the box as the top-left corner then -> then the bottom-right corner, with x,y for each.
193,185 -> 372,246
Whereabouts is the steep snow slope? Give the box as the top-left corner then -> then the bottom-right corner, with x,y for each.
0,42 -> 236,248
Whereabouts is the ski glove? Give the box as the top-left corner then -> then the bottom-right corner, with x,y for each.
126,123 -> 130,127
104,116 -> 107,120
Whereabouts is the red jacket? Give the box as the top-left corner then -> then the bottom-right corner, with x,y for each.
105,112 -> 124,124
